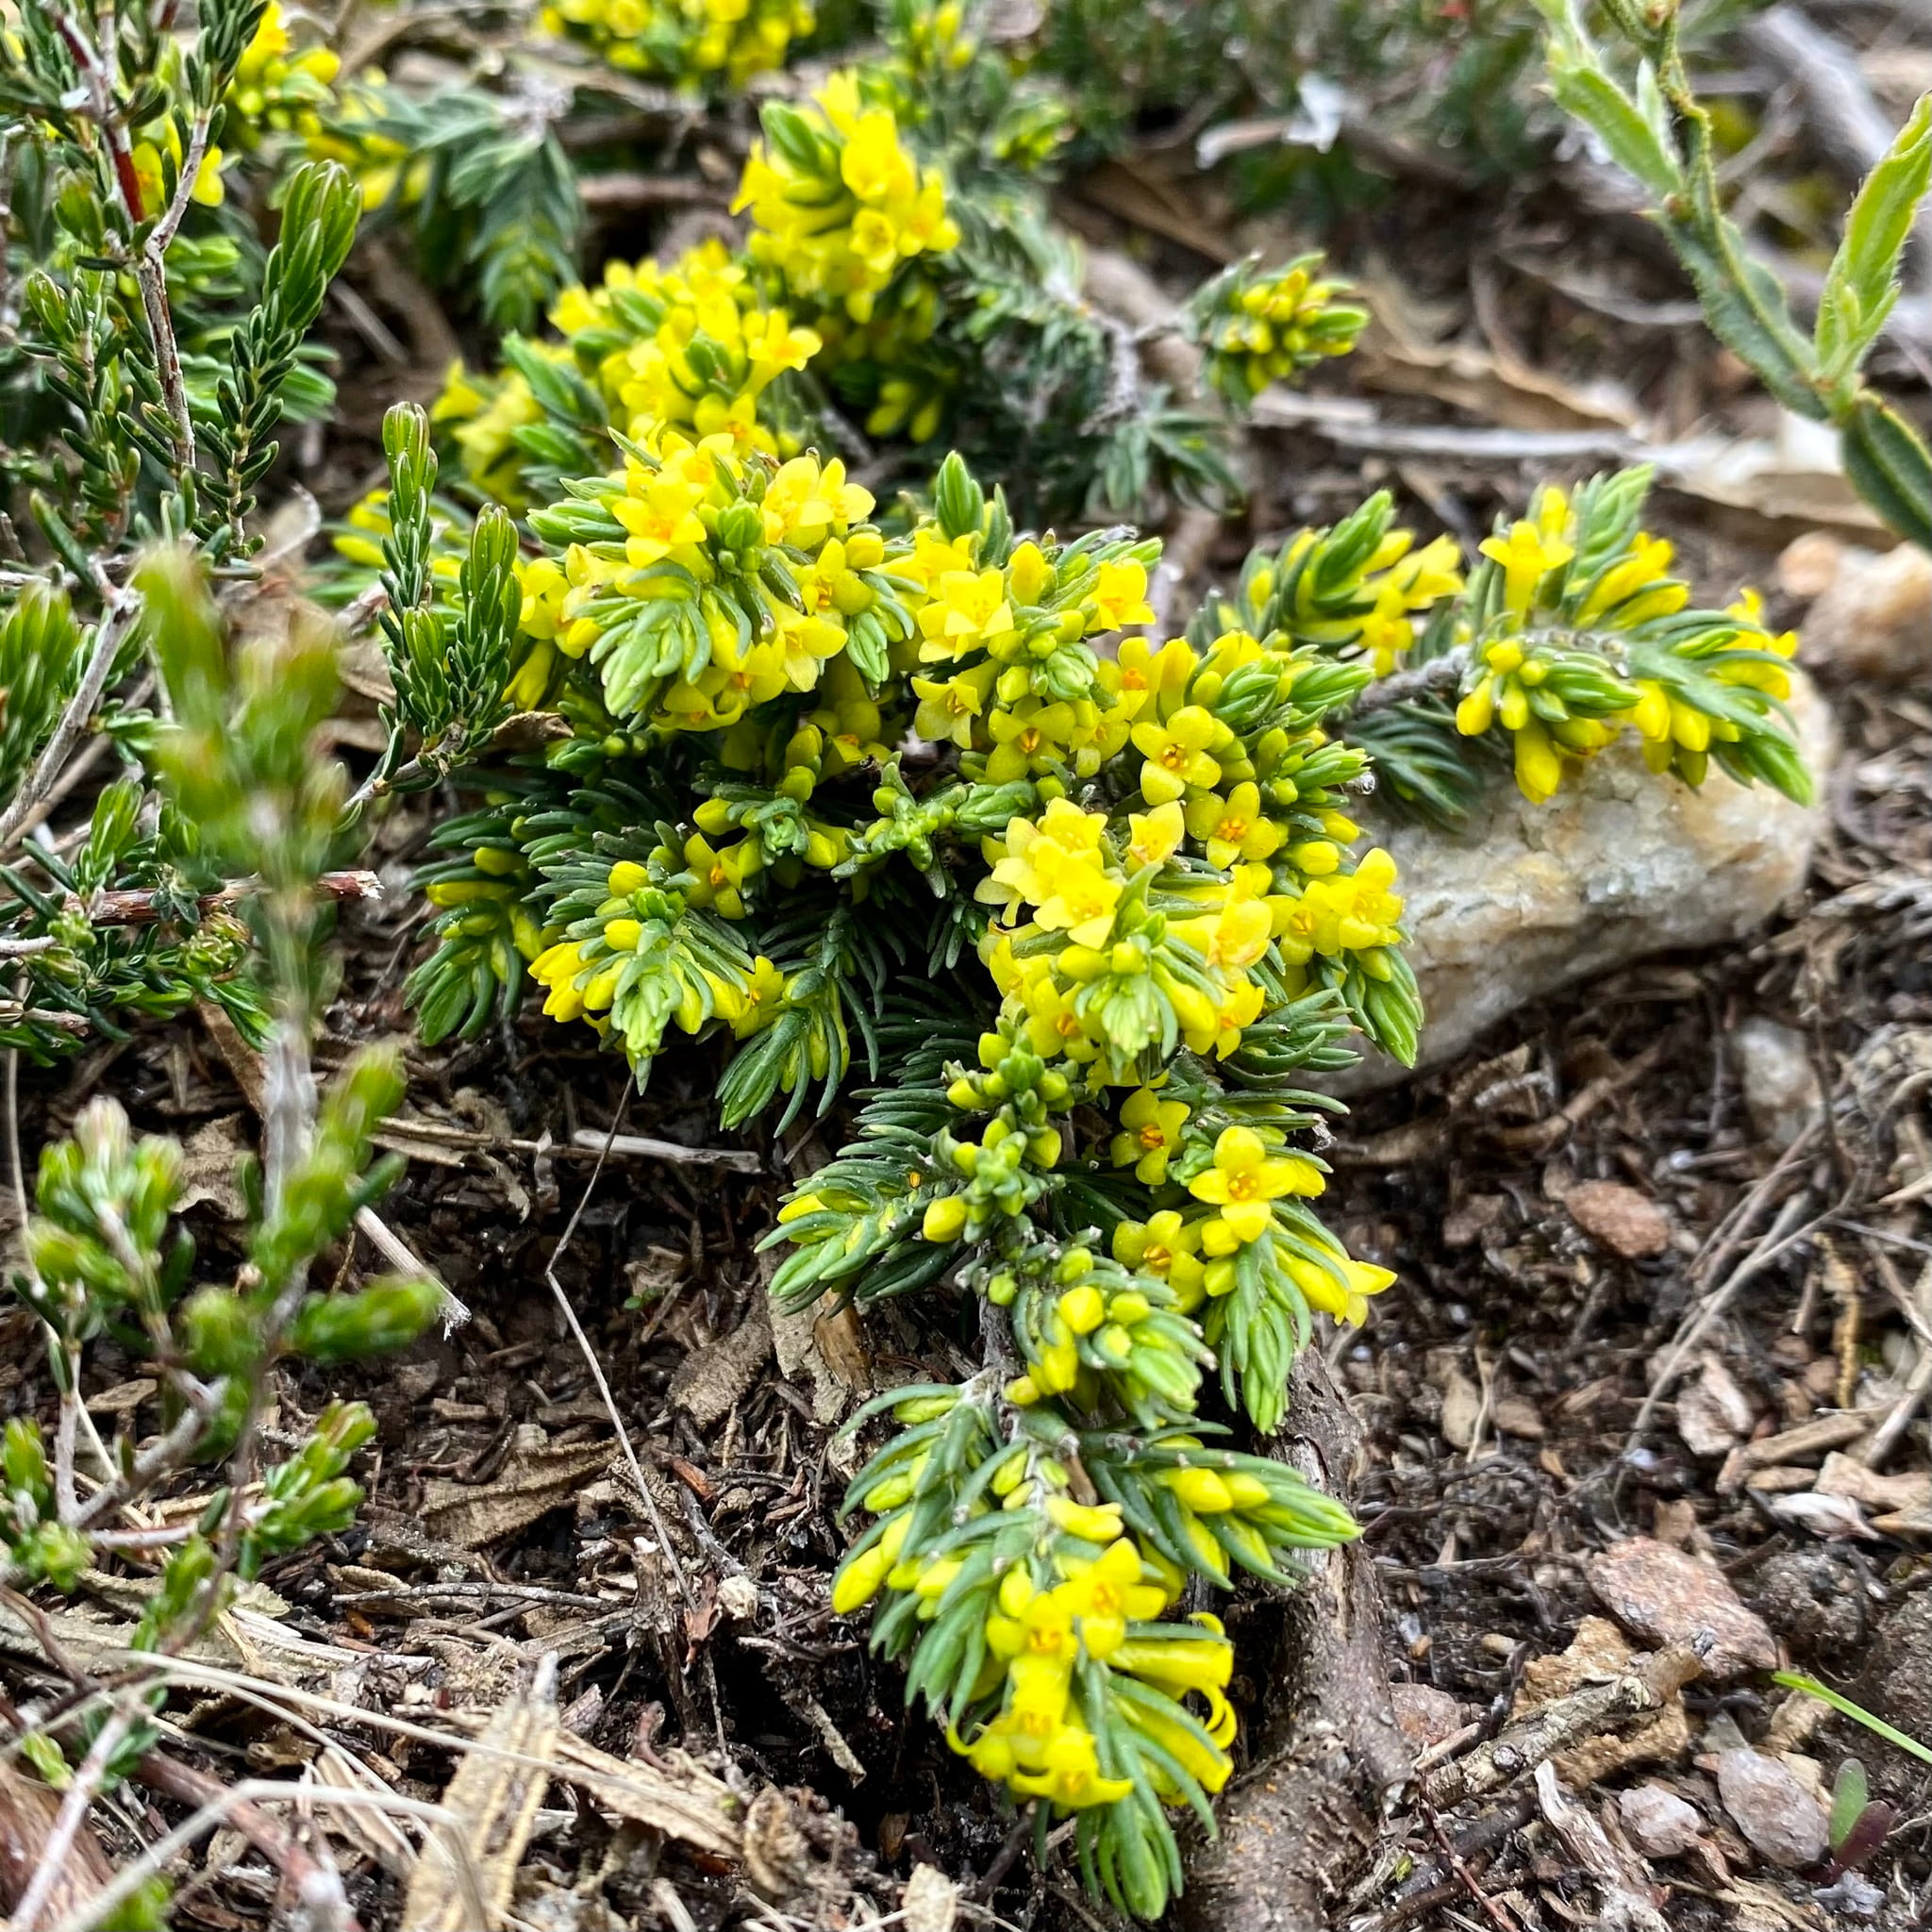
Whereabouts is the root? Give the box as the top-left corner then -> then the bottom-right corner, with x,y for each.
1179,1351 -> 1411,1931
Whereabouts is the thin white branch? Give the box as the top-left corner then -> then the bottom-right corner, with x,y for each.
136,107 -> 210,475
12,1706 -> 135,1932
0,589 -> 142,860
50,1781 -> 479,1932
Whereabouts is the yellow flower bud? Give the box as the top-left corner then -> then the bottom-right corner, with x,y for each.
1058,1285 -> 1105,1334
1166,1468 -> 1235,1513
832,1544 -> 890,1614
922,1195 -> 969,1242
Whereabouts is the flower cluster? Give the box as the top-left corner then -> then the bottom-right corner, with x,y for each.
330,49 -> 1812,1904
541,0 -> 814,87
427,240 -> 824,508
1188,253 -> 1371,406
554,243 -> 823,448
340,43 -> 1371,541
824,1374 -> 1357,1909
225,2 -> 341,148
1450,474 -> 1807,803
735,72 -> 960,324
1195,491 -> 1464,680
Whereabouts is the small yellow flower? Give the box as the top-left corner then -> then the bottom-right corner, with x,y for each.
1109,1087 -> 1189,1184
1478,519 -> 1574,622
1184,781 -> 1283,869
726,956 -> 789,1037
1131,706 -> 1221,806
1112,1210 -> 1206,1310
1125,799 -> 1185,869
911,663 -> 996,747
680,833 -> 759,919
1286,1249 -> 1395,1324
1090,559 -> 1155,633
1186,1125 -> 1324,1242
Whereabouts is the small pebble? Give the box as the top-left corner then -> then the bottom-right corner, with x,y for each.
1390,1681 -> 1466,1752
1735,1016 -> 1822,1150
1618,1783 -> 1704,1857
1586,1537 -> 1778,1677
1566,1181 -> 1671,1259
1795,540 -> 1931,686
1716,1748 -> 1829,1870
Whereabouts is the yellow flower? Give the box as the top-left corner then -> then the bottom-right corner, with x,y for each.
1286,1249 -> 1395,1324
1109,1088 -> 1189,1184
1060,1538 -> 1167,1655
1131,706 -> 1221,806
985,696 -> 1076,782
763,454 -> 874,546
1576,530 -> 1681,623
1090,559 -> 1155,633
680,832 -> 759,919
911,662 -> 997,747
1125,800 -> 1185,870
725,956 -> 788,1037
1009,1723 -> 1135,1809
735,79 -> 958,322
987,801 -> 1121,949
1186,1125 -> 1324,1242
1112,1211 -> 1206,1311
1478,519 -> 1574,622
612,469 -> 707,565
1118,1689 -> 1232,1797
916,566 -> 1015,661
1184,781 -> 1283,869
1274,849 -> 1404,962
1114,635 -> 1194,720
530,939 -> 599,1024
1176,893 -> 1272,974
1009,968 -> 1102,1064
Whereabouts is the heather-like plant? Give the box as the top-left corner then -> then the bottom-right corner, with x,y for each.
2,557 -> 439,1932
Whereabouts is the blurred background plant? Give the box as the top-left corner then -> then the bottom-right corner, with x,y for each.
1537,0 -> 1931,547
0,556 -> 440,1932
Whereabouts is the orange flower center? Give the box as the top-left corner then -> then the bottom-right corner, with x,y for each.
1138,1123 -> 1166,1150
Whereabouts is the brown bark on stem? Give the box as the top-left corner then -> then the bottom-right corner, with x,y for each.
1180,1351 -> 1411,1932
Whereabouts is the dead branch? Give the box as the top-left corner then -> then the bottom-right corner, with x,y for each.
82,869 -> 381,929
1741,6 -> 1911,183
1355,651 -> 1469,715
132,1751 -> 359,1932
1532,1761 -> 1670,1932
1418,1644 -> 1704,1810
